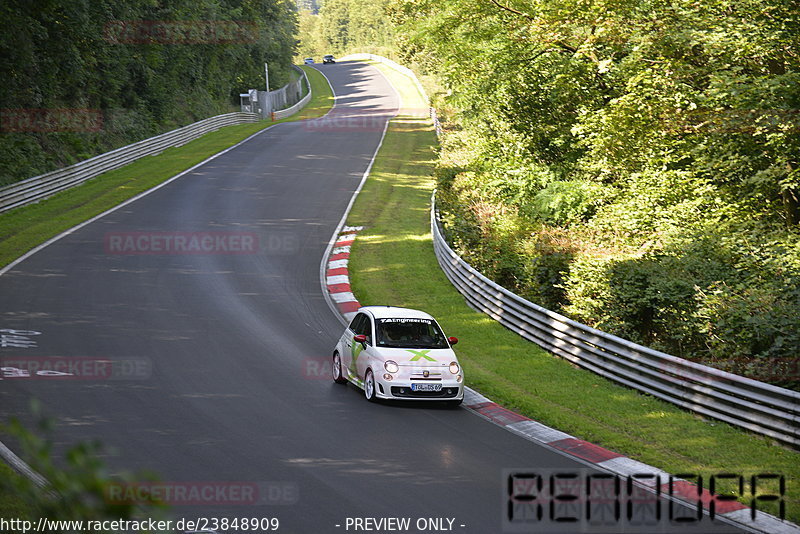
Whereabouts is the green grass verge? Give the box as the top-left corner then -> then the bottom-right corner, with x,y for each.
0,64 -> 334,518
0,462 -> 32,518
0,65 -> 332,269
346,63 -> 799,523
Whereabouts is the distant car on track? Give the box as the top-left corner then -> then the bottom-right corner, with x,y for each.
323,54 -> 336,64
304,57 -> 315,64
332,306 -> 464,406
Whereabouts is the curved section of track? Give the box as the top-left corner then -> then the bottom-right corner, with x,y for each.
0,63 -> 742,533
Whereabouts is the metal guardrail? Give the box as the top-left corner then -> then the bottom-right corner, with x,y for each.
0,112 -> 259,214
273,67 -> 312,120
431,192 -> 800,448
0,66 -> 316,214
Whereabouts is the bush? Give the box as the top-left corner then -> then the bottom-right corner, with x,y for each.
530,180 -> 613,226
1,407 -> 165,523
697,283 -> 800,353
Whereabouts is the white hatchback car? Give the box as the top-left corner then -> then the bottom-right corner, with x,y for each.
332,306 -> 464,405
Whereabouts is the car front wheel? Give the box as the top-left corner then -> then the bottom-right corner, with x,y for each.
364,369 -> 377,402
332,352 -> 346,384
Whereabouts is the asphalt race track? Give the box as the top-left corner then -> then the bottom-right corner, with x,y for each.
0,63 -> 745,533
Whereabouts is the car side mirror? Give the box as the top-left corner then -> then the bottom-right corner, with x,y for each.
448,336 -> 458,345
354,334 -> 368,344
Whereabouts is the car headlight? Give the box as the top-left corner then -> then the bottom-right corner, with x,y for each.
449,361 -> 460,374
385,360 -> 399,374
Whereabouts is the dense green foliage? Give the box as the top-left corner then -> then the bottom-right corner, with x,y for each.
295,0 -> 395,60
0,0 -> 297,186
1,407 -> 165,523
384,0 -> 800,386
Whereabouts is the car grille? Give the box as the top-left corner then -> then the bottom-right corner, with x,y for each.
410,371 -> 442,380
391,386 -> 459,398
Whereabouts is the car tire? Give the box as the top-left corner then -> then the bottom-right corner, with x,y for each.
447,398 -> 463,408
332,351 -> 347,384
364,369 -> 377,402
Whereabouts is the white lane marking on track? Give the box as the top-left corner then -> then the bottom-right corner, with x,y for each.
318,64 -> 397,325
0,124 -> 280,277
0,329 -> 41,348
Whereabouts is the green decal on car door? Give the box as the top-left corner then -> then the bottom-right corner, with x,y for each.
350,339 -> 365,375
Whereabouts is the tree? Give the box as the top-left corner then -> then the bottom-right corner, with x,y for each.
0,0 -> 299,185
389,0 -> 800,373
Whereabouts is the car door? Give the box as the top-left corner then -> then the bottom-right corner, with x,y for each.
354,315 -> 375,381
341,313 -> 369,380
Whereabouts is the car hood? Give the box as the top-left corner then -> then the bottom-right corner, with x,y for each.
373,347 -> 458,367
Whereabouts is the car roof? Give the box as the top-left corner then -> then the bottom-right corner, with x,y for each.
360,306 -> 435,321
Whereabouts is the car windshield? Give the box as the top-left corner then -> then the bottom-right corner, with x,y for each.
376,318 -> 449,349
